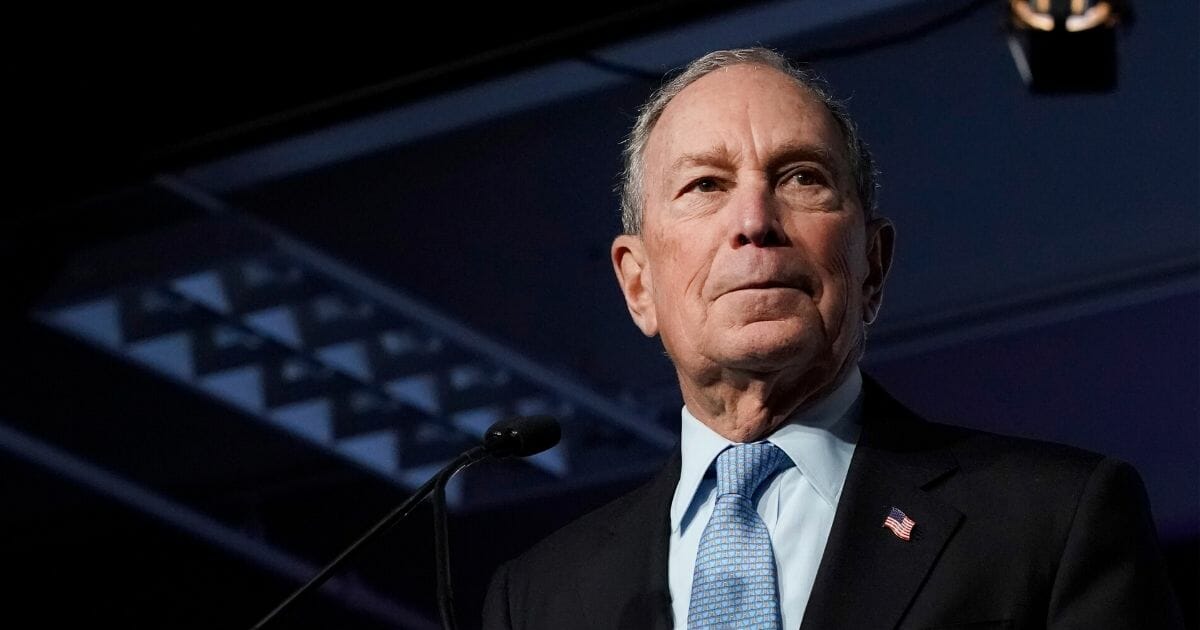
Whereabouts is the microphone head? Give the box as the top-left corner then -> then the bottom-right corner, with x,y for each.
483,415 -> 561,458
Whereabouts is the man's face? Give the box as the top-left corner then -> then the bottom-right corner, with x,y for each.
613,64 -> 892,386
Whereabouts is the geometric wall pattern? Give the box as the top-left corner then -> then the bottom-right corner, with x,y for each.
36,216 -> 674,509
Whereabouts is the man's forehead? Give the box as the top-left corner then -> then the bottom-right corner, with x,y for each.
664,63 -> 809,109
646,64 -> 845,172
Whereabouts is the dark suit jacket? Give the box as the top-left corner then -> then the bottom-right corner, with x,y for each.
482,379 -> 1183,629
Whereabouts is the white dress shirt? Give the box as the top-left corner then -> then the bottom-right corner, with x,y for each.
668,369 -> 863,629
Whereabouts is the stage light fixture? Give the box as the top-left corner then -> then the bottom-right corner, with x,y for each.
1006,0 -> 1130,93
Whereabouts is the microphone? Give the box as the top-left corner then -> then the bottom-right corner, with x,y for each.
484,414 -> 561,457
250,415 -> 561,630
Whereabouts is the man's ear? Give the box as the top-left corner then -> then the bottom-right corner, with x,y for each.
611,234 -> 658,337
862,217 -> 895,325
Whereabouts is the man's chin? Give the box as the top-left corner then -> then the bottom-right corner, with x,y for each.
712,334 -> 823,373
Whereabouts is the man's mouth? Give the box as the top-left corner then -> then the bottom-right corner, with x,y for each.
726,275 -> 814,295
735,280 -> 798,291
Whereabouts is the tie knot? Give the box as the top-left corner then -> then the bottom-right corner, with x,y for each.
715,442 -> 790,498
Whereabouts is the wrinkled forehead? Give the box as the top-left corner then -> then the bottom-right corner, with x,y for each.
643,64 -> 850,187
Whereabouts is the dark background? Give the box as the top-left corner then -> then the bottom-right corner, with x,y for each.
2,1 -> 1196,628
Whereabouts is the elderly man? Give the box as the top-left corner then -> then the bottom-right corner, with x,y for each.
482,48 -> 1181,629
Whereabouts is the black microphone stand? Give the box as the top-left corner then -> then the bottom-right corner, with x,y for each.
250,446 -> 487,630
249,414 -> 560,630
432,461 -> 461,630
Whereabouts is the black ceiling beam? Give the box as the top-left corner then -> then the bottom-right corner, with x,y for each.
9,2 -> 765,216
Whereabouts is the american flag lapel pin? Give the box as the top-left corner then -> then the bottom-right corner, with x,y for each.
882,506 -> 916,541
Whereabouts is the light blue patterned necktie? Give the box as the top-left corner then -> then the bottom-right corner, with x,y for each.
687,442 -> 791,629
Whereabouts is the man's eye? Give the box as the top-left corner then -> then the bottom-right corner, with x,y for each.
691,177 -> 719,193
791,169 -> 826,187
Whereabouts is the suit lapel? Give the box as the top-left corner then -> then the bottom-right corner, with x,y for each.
800,380 -> 964,630
578,450 -> 680,629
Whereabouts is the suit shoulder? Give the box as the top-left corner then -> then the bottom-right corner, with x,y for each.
934,420 -> 1108,478
863,377 -> 1109,480
912,419 -> 1139,523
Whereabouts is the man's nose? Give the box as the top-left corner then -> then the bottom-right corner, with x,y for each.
730,185 -> 786,248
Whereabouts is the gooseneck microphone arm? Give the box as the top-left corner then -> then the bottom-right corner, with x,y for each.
249,446 -> 486,630
430,414 -> 562,630
249,415 -> 560,630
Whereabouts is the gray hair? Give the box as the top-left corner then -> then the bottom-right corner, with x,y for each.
618,47 -> 879,234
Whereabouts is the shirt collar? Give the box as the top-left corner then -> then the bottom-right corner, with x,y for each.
669,368 -> 863,533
